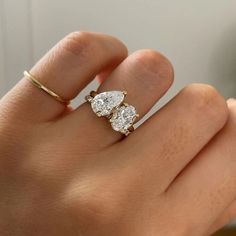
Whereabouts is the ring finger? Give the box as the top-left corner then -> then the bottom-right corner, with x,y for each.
62,49 -> 174,147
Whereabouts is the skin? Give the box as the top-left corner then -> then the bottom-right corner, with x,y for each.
0,31 -> 235,236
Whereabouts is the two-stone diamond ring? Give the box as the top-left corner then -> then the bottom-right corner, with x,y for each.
85,91 -> 139,136
23,71 -> 138,136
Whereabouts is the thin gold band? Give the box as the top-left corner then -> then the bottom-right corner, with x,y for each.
23,71 -> 70,105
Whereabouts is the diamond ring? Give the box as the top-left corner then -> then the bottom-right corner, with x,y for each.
85,91 -> 139,136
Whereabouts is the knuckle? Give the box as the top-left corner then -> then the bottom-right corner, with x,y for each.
60,31 -> 93,55
182,84 -> 228,126
132,49 -> 174,81
67,31 -> 91,42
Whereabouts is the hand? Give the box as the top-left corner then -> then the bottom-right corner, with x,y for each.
0,32 -> 235,236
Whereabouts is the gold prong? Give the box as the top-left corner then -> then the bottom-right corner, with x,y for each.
96,112 -> 102,117
128,126 -> 134,133
120,129 -> 127,135
90,90 -> 97,97
135,114 -> 140,118
85,95 -> 93,102
123,102 -> 129,107
111,107 -> 118,114
107,114 -> 113,119
123,91 -> 127,96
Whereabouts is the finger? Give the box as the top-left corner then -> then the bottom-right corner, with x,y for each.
1,32 -> 127,122
122,84 -> 228,191
96,64 -> 120,83
166,99 -> 236,235
61,49 -> 174,147
208,199 -> 236,235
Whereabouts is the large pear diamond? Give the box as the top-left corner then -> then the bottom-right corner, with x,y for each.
91,91 -> 125,117
110,105 -> 137,134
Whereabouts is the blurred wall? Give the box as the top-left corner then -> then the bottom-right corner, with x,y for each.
0,0 -> 236,102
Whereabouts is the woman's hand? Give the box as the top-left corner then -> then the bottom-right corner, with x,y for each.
0,32 -> 236,236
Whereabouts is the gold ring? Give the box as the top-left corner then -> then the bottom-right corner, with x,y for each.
23,71 -> 70,105
85,90 -> 139,136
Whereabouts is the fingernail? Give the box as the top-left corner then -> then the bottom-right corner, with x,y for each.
227,98 -> 236,101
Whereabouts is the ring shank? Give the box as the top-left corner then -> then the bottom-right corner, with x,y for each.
23,71 -> 70,105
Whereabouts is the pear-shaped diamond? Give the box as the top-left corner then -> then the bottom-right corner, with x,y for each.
110,104 -> 137,134
91,91 -> 125,117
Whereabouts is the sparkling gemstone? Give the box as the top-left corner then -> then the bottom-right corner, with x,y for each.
91,91 -> 125,116
110,105 -> 137,134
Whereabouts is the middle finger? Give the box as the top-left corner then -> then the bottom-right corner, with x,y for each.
123,84 -> 228,191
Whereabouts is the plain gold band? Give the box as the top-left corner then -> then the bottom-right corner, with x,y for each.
23,71 -> 70,105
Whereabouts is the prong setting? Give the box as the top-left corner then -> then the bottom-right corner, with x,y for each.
90,90 -> 97,97
85,90 -> 137,136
